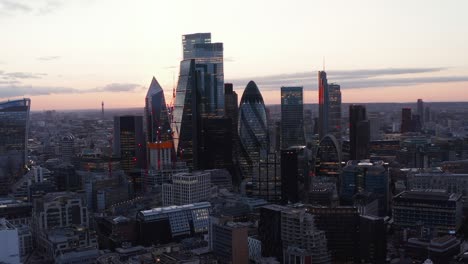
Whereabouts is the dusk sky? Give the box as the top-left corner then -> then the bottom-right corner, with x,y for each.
1,0 -> 468,110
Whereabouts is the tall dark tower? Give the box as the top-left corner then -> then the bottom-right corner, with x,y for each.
318,71 -> 329,140
144,77 -> 172,143
101,101 -> 104,117
417,99 -> 424,126
281,86 -> 305,149
349,105 -> 370,160
401,108 -> 412,133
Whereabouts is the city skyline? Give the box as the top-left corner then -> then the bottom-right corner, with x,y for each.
1,0 -> 468,110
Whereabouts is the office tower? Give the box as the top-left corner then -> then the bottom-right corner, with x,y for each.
281,147 -> 307,204
318,71 -> 329,140
259,204 -> 286,262
113,116 -> 146,174
238,81 -> 269,180
224,83 -> 238,140
417,99 -> 424,126
162,171 -> 211,206
182,33 -> 224,114
281,86 -> 305,149
281,207 -> 330,264
59,134 -> 75,162
211,217 -> 249,264
304,109 -> 314,143
0,98 -> 31,195
401,108 -> 412,133
393,190 -> 462,234
340,160 -> 389,216
328,83 -> 342,141
199,116 -> 233,170
50,163 -> 81,191
136,202 -> 211,246
368,112 -> 382,140
308,177 -> 339,206
144,77 -> 172,144
308,206 -> 360,263
349,105 -> 370,160
314,134 -> 342,180
172,59 -> 200,170
359,215 -> 387,264
32,192 -> 89,231
424,106 -> 431,123
0,219 -> 20,264
253,152 -> 281,202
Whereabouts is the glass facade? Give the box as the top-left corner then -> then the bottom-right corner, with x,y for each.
0,98 -> 31,194
144,77 -> 172,143
280,86 -> 305,149
314,134 -> 342,180
238,81 -> 269,181
328,83 -> 342,142
182,33 -> 224,115
318,71 -> 329,140
172,59 -> 199,169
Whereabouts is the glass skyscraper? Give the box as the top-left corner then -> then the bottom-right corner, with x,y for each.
144,77 -> 172,144
172,59 -> 200,169
281,86 -> 305,149
182,33 -> 224,115
349,105 -> 370,160
238,81 -> 269,181
319,71 -> 342,142
0,98 -> 31,194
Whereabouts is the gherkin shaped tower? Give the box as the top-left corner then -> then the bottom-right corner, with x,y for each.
238,81 -> 269,180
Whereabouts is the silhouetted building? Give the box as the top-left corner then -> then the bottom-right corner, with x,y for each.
281,149 -> 299,203
182,33 -> 224,115
113,116 -> 146,174
349,105 -> 370,160
359,215 -> 387,264
200,116 -> 233,170
318,71 -> 329,140
238,81 -> 269,181
328,83 -> 342,142
0,98 -> 31,195
281,86 -> 305,148
308,206 -> 359,262
259,204 -> 285,262
417,99 -> 424,126
401,108 -> 413,133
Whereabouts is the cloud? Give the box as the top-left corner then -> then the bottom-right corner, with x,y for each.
163,66 -> 177,69
227,67 -> 468,91
38,0 -> 61,15
0,85 -> 79,97
1,72 -> 46,79
0,82 -> 144,98
93,83 -> 143,92
0,0 -> 32,12
224,56 -> 235,62
37,56 -> 61,61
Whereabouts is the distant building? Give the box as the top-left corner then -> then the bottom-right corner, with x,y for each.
393,190 -> 462,234
0,98 -> 31,195
0,218 -> 20,264
59,134 -> 75,162
144,77 -> 172,144
359,215 -> 387,264
318,71 -> 329,140
162,171 -> 211,206
349,105 -> 370,160
328,83 -> 342,142
417,99 -> 424,126
314,134 -> 342,181
281,148 -> 303,204
199,116 -> 233,171
0,197 -> 32,226
281,86 -> 305,148
136,202 -> 211,246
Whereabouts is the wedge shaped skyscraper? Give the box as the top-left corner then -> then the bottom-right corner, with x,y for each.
238,81 -> 269,180
145,77 -> 172,143
171,59 -> 200,169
